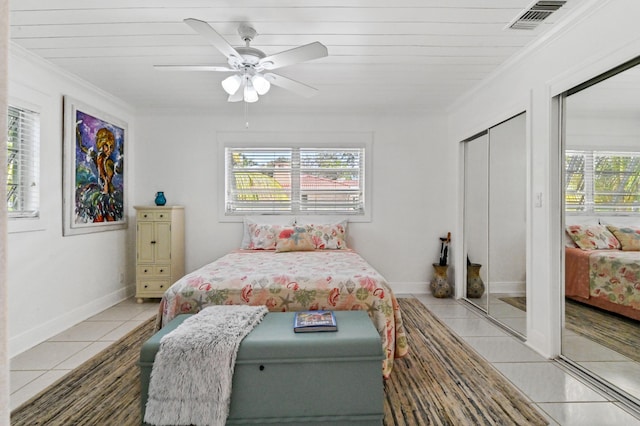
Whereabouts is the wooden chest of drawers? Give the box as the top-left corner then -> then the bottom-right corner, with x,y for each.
134,206 -> 184,303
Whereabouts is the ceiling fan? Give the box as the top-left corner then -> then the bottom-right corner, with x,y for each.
155,19 -> 328,103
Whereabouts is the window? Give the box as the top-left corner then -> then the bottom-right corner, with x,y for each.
225,146 -> 365,215
6,105 -> 40,219
565,150 -> 640,213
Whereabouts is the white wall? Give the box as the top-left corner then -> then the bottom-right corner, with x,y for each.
134,109 -> 455,293
7,45 -> 136,357
566,115 -> 640,150
448,0 -> 640,356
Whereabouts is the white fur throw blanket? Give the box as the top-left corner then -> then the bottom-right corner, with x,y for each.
144,305 -> 268,426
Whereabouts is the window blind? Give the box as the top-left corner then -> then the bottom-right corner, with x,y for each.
7,105 -> 40,218
225,146 -> 365,215
299,148 -> 363,212
565,149 -> 640,213
227,148 -> 292,213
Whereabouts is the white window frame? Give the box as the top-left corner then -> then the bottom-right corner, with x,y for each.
7,99 -> 42,233
218,132 -> 372,222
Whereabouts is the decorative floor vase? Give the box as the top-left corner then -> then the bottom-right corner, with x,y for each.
467,263 -> 485,298
430,263 -> 452,298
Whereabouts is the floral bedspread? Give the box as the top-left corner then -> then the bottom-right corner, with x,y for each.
590,250 -> 640,310
157,250 -> 409,378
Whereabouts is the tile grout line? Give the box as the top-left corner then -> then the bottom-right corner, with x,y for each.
9,299 -> 160,405
412,294 -> 640,425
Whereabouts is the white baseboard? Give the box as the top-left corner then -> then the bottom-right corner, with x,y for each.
388,280 -> 525,298
489,281 -> 526,294
9,287 -> 130,358
387,281 -> 429,295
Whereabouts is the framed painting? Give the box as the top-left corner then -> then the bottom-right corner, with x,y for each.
63,96 -> 128,235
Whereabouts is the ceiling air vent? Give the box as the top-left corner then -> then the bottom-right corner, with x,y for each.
508,1 -> 567,30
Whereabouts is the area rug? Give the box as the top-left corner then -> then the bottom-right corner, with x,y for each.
11,299 -> 547,425
385,298 -> 546,425
500,296 -> 640,363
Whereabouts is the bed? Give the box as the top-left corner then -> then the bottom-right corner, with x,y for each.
565,223 -> 640,321
156,219 -> 409,378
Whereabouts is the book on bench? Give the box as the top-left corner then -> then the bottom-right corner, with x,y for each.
293,310 -> 338,333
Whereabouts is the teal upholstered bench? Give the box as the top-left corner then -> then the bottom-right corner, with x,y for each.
139,311 -> 384,425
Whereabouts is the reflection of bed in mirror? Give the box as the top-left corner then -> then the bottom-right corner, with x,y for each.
561,58 -> 640,403
565,223 -> 640,321
565,247 -> 640,321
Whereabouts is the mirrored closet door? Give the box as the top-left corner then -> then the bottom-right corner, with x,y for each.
464,133 -> 489,313
463,113 -> 527,337
561,58 -> 640,402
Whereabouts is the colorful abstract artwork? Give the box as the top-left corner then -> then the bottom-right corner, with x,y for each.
63,97 -> 128,235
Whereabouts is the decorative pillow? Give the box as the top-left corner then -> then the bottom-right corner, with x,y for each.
566,224 -> 621,250
606,225 -> 640,251
246,223 -> 287,250
300,220 -> 348,249
241,216 -> 295,249
275,227 -> 316,252
564,230 -> 578,248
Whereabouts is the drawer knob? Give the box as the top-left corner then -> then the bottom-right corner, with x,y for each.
144,269 -> 148,273
160,285 -> 164,289
150,241 -> 156,244
143,214 -> 148,218
144,285 -> 148,288
159,269 -> 164,273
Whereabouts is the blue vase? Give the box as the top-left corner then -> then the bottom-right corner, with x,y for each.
154,191 -> 166,206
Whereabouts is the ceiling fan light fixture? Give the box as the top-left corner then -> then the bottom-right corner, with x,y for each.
173,20 -> 328,104
244,80 -> 259,103
251,74 -> 271,95
221,74 -> 242,95
261,60 -> 275,70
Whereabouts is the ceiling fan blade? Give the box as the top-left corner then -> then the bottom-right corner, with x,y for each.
259,42 -> 328,70
228,80 -> 245,102
154,65 -> 236,72
264,73 -> 318,98
184,18 -> 242,63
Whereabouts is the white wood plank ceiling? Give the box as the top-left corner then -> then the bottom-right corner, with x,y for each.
9,0 -> 583,113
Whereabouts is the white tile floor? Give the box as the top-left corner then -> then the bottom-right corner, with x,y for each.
8,294 -> 640,425
9,298 -> 159,411
414,294 -> 640,426
562,318 -> 640,399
